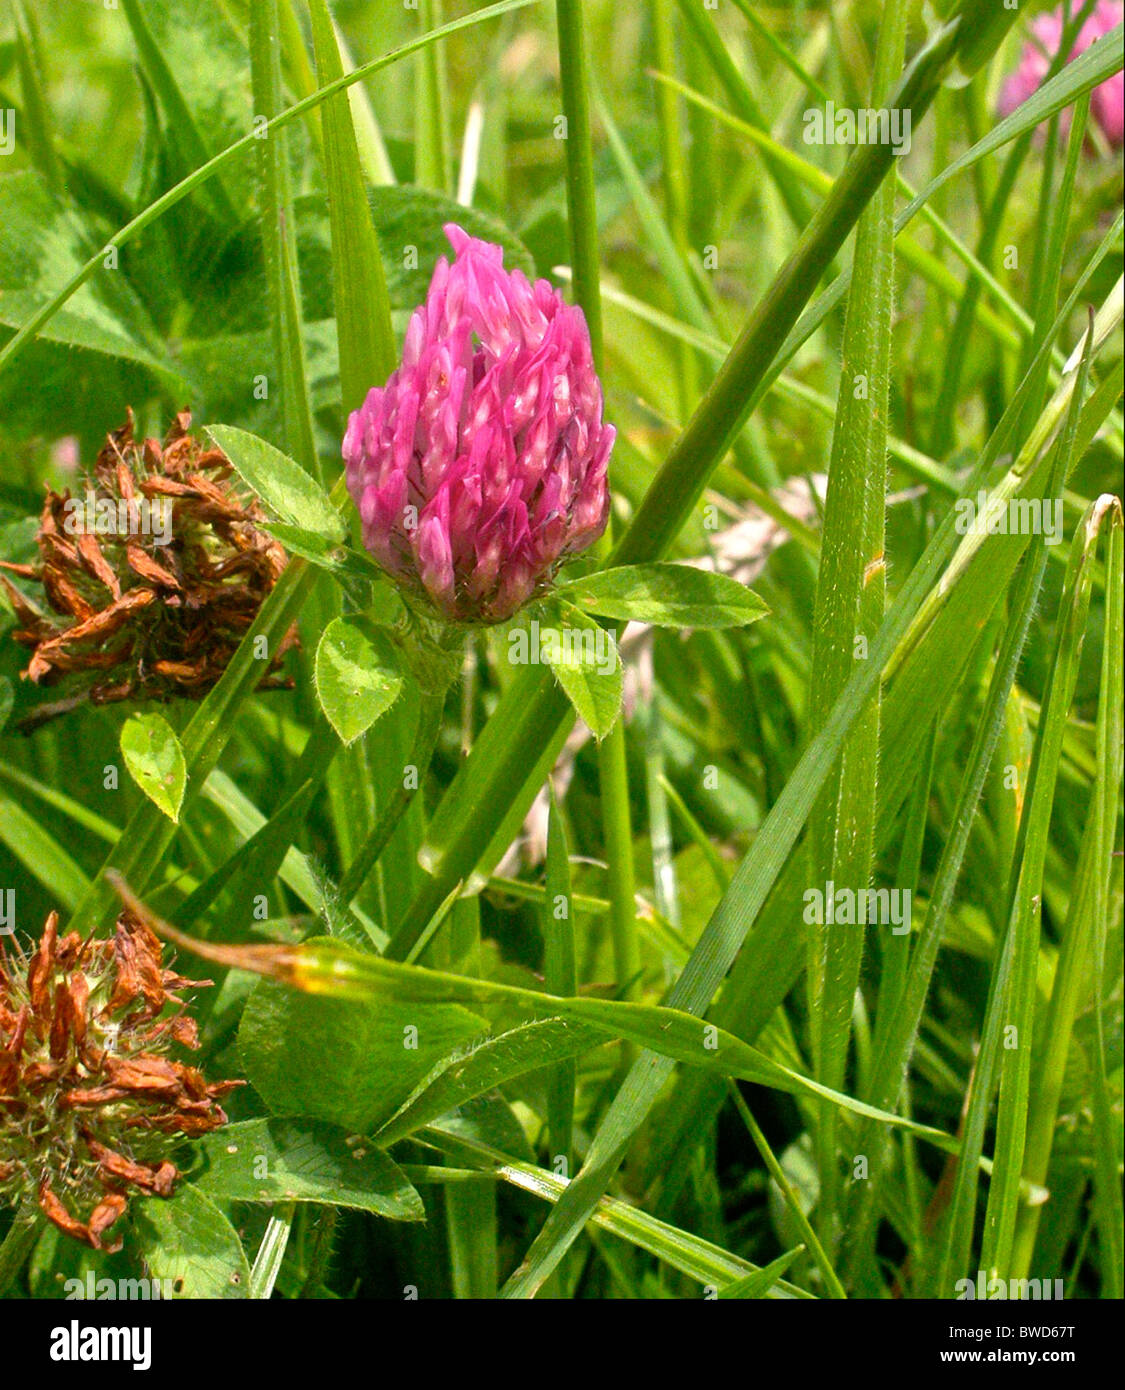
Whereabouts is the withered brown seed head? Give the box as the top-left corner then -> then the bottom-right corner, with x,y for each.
0,909 -> 241,1251
0,411 -> 297,726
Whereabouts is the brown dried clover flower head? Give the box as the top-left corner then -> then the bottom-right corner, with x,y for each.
0,909 -> 240,1251
0,410 -> 297,726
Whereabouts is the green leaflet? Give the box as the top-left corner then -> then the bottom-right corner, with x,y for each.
207,425 -> 343,541
560,563 -> 770,629
120,712 -> 187,823
314,617 -> 404,745
132,1186 -> 250,1301
193,1118 -> 424,1220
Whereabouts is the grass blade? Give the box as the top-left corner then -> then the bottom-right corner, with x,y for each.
804,0 -> 905,1250
307,0 -> 397,404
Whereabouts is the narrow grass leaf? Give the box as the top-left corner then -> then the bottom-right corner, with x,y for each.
307,0 -> 397,402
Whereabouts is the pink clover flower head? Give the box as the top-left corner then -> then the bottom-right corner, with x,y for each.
344,224 -> 614,624
998,2 -> 1123,148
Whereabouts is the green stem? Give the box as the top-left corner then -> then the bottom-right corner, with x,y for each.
173,715 -> 340,933
653,0 -> 698,417
653,0 -> 690,254
385,681 -> 570,961
415,0 -> 452,192
556,0 -> 640,1005
598,728 -> 640,1002
250,0 -> 317,476
543,790 -> 577,1171
727,1083 -> 846,1300
339,693 -> 444,908
249,1203 -> 294,1299
555,0 -> 603,360
807,0 -> 906,1257
298,1207 -> 338,1298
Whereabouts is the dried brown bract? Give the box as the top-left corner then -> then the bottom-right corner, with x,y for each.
0,909 -> 241,1251
0,411 -> 297,726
